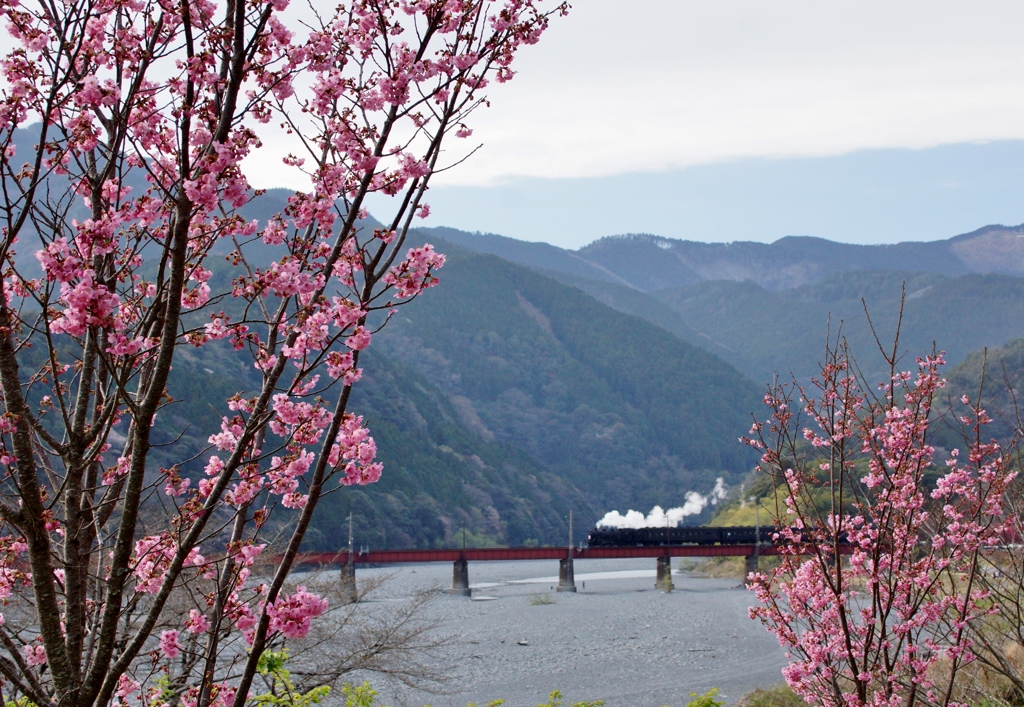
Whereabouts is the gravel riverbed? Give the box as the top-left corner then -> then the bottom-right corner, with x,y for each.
334,558 -> 789,707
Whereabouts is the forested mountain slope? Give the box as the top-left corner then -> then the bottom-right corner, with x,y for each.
652,271 -> 1024,385
930,338 -> 1024,452
142,236 -> 761,551
313,350 -> 596,550
152,340 -> 592,551
373,247 -> 762,522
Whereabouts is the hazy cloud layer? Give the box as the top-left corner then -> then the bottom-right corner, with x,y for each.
404,141 -> 1024,248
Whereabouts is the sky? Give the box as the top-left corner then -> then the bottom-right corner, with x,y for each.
430,0 -> 1024,185
6,1 -> 1021,249
364,1 -> 1024,249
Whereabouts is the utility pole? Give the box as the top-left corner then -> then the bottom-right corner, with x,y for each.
348,512 -> 354,564
341,512 -> 357,602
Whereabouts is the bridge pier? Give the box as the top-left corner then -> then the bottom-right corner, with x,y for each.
656,554 -> 673,592
339,559 -> 357,603
744,553 -> 759,585
451,558 -> 471,597
557,555 -> 576,592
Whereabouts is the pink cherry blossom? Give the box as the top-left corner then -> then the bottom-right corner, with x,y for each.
23,643 -> 45,666
265,586 -> 328,639
746,345 -> 1016,707
345,326 -> 372,351
159,630 -> 181,659
185,610 -> 211,635
0,0 -> 565,702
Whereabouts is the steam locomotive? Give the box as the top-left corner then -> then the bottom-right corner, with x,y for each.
586,525 -> 765,548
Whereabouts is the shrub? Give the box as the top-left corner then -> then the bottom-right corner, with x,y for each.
736,684 -> 805,707
686,689 -> 725,707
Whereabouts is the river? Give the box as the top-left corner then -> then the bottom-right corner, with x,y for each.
334,557 -> 790,707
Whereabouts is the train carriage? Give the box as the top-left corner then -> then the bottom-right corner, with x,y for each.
586,525 -> 765,548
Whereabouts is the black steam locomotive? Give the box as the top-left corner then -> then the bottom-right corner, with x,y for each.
587,525 -> 765,548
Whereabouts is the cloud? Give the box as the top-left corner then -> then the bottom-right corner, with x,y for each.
426,0 -> 1024,187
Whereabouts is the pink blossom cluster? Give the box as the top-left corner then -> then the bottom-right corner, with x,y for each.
158,630 -> 182,659
270,394 -> 332,445
746,351 -> 1017,707
0,0 -> 564,701
100,454 -> 130,487
328,413 -> 382,485
222,463 -> 264,507
265,586 -> 328,639
179,682 -> 236,707
203,314 -> 251,350
49,271 -> 121,337
23,642 -> 45,666
262,259 -> 323,301
326,350 -> 362,385
0,535 -> 29,624
114,673 -> 140,706
382,245 -> 447,299
216,542 -> 269,644
266,450 -> 315,509
185,609 -> 212,635
132,534 -> 210,594
162,466 -> 192,497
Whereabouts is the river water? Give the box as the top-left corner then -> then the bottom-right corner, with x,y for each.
339,557 -> 790,707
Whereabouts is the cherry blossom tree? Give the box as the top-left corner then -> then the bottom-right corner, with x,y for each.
745,328 -> 1017,707
0,1 -> 567,706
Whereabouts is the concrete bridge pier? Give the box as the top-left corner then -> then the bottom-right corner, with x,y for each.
656,554 -> 673,592
557,510 -> 577,593
744,553 -> 759,585
557,555 -> 576,592
451,558 -> 471,597
339,560 -> 357,603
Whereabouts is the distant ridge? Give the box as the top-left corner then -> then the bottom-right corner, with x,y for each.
417,223 -> 1024,387
421,224 -> 1024,292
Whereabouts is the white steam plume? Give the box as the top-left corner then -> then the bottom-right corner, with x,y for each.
597,478 -> 728,529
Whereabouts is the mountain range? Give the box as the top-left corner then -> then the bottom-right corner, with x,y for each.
11,119 -> 1024,549
144,226 -> 764,551
424,224 -> 1024,386
425,223 -> 1024,291
308,221 -> 1024,549
141,217 -> 1024,550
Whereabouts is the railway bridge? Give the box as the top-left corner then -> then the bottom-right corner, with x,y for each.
293,529 -> 790,597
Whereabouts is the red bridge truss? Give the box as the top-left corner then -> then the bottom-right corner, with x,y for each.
288,543 -> 853,595
293,544 -> 785,567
